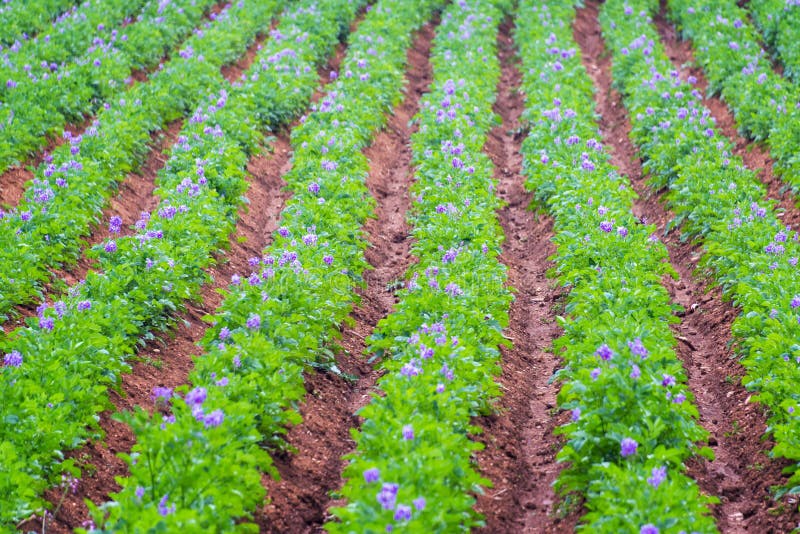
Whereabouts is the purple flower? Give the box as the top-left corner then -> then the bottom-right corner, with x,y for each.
246,314 -> 261,330
394,505 -> 412,521
104,240 -> 117,253
413,497 -> 426,510
630,364 -> 641,380
444,283 -> 463,297
590,368 -> 601,380
185,387 -> 207,407
39,316 -> 54,331
109,215 -> 122,233
599,221 -> 613,232
158,494 -> 175,517
620,437 -> 638,457
640,525 -> 659,534
203,409 -> 224,428
135,486 -> 145,500
321,160 -> 337,171
617,226 -> 628,237
791,295 -> 800,309
323,255 -> 333,265
400,359 -> 422,377
377,483 -> 399,510
596,344 -> 614,361
77,299 -> 91,311
436,383 -> 445,393
151,386 -> 173,403
308,182 -> 320,194
672,392 -> 686,404
571,408 -> 581,421
647,466 -> 667,488
219,327 -> 231,340
628,338 -> 648,358
661,374 -> 676,387
402,425 -> 414,440
233,355 -> 241,368
364,468 -> 380,483
3,350 -> 22,367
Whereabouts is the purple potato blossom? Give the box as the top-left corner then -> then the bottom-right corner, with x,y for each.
364,468 -> 380,483
377,483 -> 399,510
620,437 -> 638,457
647,466 -> 667,488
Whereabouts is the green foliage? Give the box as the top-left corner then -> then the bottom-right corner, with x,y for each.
0,0 -> 280,321
603,0 -> 800,503
0,0 -> 296,527
327,1 -> 509,531
748,0 -> 800,85
0,0 -> 78,46
515,0 -> 716,530
667,0 -> 800,190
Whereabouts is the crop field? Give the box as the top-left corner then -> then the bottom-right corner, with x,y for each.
4,0 -> 800,532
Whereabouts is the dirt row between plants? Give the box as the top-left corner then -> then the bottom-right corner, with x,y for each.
255,19 -> 438,533
576,1 -> 800,532
472,18 -> 569,534
0,0 -> 232,209
16,23 -> 347,533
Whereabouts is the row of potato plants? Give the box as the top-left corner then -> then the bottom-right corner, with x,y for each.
747,0 -> 800,85
0,0 -> 289,525
516,1 -> 717,532
0,0 -> 148,97
0,0 -> 78,46
325,1 -> 512,531
0,0 -> 281,322
0,0 -> 220,173
601,0 -> 800,497
663,0 -> 800,193
84,0 -> 445,531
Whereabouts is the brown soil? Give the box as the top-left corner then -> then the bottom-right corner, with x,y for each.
653,0 -> 800,229
472,19 -> 570,534
255,20 -> 436,534
577,2 -> 800,532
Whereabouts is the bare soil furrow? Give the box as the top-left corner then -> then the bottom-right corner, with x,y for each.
576,2 -> 800,531
471,19 -> 567,534
254,21 -> 437,534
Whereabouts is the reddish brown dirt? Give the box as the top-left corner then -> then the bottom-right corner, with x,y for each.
472,20 -> 569,534
255,21 -> 436,534
577,2 -> 800,532
653,1 -> 800,229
